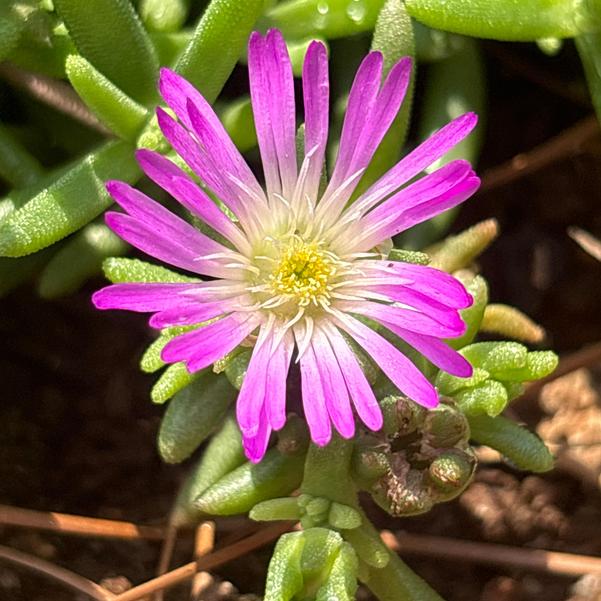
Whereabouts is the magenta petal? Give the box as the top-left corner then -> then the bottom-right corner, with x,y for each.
338,300 -> 465,339
313,328 -> 355,439
243,405 -> 272,463
135,150 -> 247,249
323,322 -> 382,431
333,312 -> 439,409
106,180 -> 227,257
92,282 -> 201,312
354,112 -> 479,213
162,313 -> 260,372
248,30 -> 298,197
302,40 -> 329,201
236,328 -> 273,437
382,323 -> 473,378
265,331 -> 294,431
105,212 -> 229,278
159,67 -> 261,195
149,299 -> 234,329
298,341 -> 332,446
155,108 -> 244,217
366,261 -> 473,309
328,52 -> 383,191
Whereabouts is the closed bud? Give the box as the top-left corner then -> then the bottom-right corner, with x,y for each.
428,449 -> 476,497
381,395 -> 427,437
423,402 -> 470,448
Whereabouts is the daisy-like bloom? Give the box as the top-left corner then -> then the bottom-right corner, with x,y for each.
93,29 -> 480,462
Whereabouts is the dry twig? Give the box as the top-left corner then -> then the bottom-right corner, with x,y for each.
0,63 -> 109,134
480,115 -> 599,193
0,504 -> 165,541
190,522 -> 216,601
381,531 -> 601,577
112,523 -> 291,601
0,544 -> 115,600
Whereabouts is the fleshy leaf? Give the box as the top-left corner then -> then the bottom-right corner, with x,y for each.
0,141 -> 140,257
469,414 -> 554,473
54,0 -> 159,104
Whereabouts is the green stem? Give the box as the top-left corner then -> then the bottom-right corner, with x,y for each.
300,436 -> 358,506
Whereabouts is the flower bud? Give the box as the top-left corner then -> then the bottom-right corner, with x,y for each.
422,402 -> 470,448
428,449 -> 476,498
380,395 -> 427,437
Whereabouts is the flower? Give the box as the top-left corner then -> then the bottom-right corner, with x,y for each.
93,29 -> 480,462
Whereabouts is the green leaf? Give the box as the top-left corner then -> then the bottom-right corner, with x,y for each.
405,0 -> 596,41
266,0 -> 385,40
343,525 -> 389,569
468,414 -> 554,473
250,497 -> 302,522
171,416 -> 246,526
454,380 -> 508,417
175,0 -> 264,104
54,0 -> 159,104
66,55 -> 150,141
316,542 -> 358,601
0,141 -> 140,257
151,362 -> 199,403
497,350 -> 558,382
221,96 -> 257,152
264,532 -> 305,601
139,0 -> 190,32
328,502 -> 362,530
365,544 -> 445,601
38,223 -> 127,298
157,372 -> 236,463
150,30 -> 192,67
103,257 -> 198,284
353,0 -> 415,198
193,446 -> 307,515
0,123 -> 44,188
481,304 -> 546,344
428,218 -> 498,274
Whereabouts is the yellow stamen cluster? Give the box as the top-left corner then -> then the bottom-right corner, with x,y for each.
269,237 -> 335,307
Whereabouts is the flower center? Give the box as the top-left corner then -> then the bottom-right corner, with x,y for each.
269,237 -> 335,307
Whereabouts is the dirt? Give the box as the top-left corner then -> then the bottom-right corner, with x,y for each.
2,40 -> 601,601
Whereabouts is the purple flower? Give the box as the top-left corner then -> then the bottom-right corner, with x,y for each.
93,29 -> 480,462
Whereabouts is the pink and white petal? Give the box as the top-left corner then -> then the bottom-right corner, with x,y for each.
243,405 -> 272,463
296,331 -> 332,446
135,150 -> 248,251
186,99 -> 268,208
248,32 -> 280,196
380,322 -> 473,377
105,212 -> 232,278
236,324 -> 274,437
396,175 -> 481,232
156,108 -> 243,216
265,330 -> 294,431
337,300 -> 465,339
326,52 -> 383,191
331,310 -> 439,409
313,326 -> 355,439
355,282 -> 469,320
353,112 -> 478,214
322,321 -> 382,431
356,174 -> 479,251
158,68 -> 262,196
148,296 -> 248,329
302,40 -> 329,201
106,180 -> 228,256
340,58 -> 411,196
92,282 -> 202,312
162,313 -> 260,371
360,261 -> 473,308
